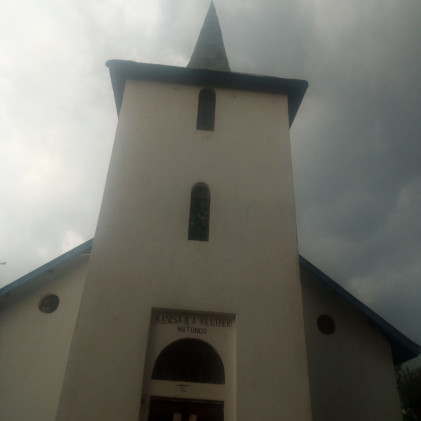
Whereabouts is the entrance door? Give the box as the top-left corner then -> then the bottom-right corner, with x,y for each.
148,397 -> 224,421
145,337 -> 226,421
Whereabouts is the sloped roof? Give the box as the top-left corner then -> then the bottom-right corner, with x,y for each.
1,241 -> 418,364
299,255 -> 420,365
188,2 -> 230,72
0,239 -> 93,297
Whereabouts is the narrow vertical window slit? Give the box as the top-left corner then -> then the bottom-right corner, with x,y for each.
196,89 -> 216,131
188,182 -> 210,241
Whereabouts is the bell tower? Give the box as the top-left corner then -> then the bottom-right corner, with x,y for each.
57,3 -> 311,420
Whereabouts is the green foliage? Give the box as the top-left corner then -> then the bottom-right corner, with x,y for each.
396,365 -> 421,421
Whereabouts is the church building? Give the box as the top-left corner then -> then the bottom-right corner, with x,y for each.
1,3 -> 419,421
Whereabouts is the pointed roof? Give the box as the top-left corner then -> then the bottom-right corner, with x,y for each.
188,2 -> 230,72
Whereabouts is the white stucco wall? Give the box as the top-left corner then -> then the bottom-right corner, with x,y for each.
0,255 -> 88,421
57,80 -> 312,420
301,266 -> 402,421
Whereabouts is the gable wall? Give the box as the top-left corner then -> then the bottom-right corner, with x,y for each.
300,266 -> 402,421
0,256 -> 89,421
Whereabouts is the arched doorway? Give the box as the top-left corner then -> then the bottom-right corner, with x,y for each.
152,338 -> 224,384
148,339 -> 225,421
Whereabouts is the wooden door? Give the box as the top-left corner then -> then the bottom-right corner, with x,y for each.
148,398 -> 224,421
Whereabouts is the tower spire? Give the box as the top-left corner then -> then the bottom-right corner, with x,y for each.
188,2 -> 230,72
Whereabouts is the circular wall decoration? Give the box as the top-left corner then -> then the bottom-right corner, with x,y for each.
39,294 -> 60,314
317,314 -> 336,334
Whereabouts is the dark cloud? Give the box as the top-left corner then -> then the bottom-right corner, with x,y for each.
281,0 -> 421,351
1,0 -> 420,362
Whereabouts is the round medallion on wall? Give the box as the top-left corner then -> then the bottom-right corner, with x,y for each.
39,294 -> 60,313
317,314 -> 336,334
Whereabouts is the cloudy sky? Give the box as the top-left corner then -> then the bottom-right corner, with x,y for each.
1,0 -> 420,362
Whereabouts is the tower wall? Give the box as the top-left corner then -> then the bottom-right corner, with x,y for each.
57,80 -> 312,420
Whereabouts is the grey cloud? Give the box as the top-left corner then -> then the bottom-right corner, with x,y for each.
1,0 -> 420,360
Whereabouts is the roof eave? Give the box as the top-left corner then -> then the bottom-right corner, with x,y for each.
106,60 -> 308,128
0,239 -> 93,298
